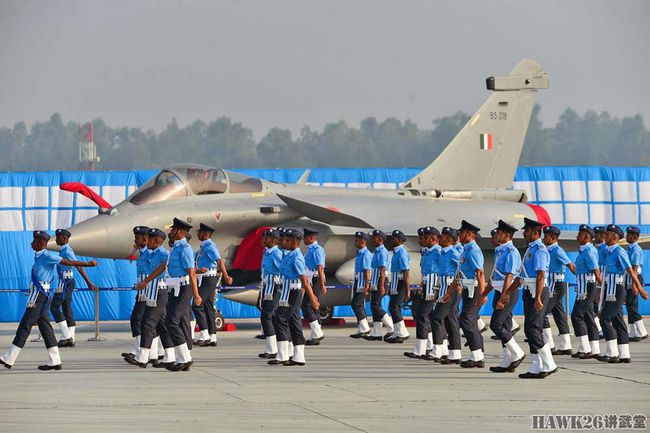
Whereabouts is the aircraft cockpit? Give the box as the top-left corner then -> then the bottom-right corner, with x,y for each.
127,164 -> 263,205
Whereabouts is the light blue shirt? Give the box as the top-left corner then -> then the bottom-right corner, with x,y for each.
439,245 -> 461,276
605,244 -> 632,275
304,241 -> 325,271
355,247 -> 373,272
196,239 -> 221,269
148,246 -> 169,276
454,243 -> 464,255
627,242 -> 643,267
420,244 -> 441,275
281,248 -> 307,279
521,239 -> 549,278
575,243 -> 599,275
262,245 -> 283,276
390,245 -> 410,272
57,244 -> 76,273
371,244 -> 390,272
33,249 -> 62,282
167,238 -> 195,278
547,243 -> 572,274
596,242 -> 608,267
459,240 -> 484,278
493,241 -> 521,281
136,246 -> 151,276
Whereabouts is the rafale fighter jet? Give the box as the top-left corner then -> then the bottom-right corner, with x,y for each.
49,59 -> 551,320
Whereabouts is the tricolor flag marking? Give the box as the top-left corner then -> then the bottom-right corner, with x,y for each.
480,133 -> 493,150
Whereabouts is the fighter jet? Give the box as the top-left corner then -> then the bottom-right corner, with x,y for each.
50,59 -> 550,321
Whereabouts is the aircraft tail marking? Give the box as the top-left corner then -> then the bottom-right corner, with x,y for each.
403,58 -> 548,191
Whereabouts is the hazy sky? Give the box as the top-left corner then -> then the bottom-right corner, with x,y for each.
1,0 -> 648,137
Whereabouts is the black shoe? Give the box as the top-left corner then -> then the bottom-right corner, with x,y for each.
512,327 -> 521,335
37,364 -> 62,371
149,360 -> 160,367
460,360 -> 484,368
383,334 -> 393,342
479,325 -> 489,334
571,351 -> 591,359
490,335 -> 500,340
553,349 -> 572,356
350,332 -> 370,339
199,340 -> 217,347
167,362 -> 190,371
283,359 -> 305,366
403,351 -> 421,359
538,367 -> 559,378
267,359 -> 284,365
255,334 -> 266,340
158,355 -> 164,360
305,339 -> 321,346
258,352 -> 276,359
629,337 -> 642,342
524,338 -> 529,343
595,355 -> 619,363
121,352 -> 135,359
489,366 -> 510,373
58,338 -> 75,348
125,357 -> 147,368
507,355 -> 525,371
363,335 -> 383,341
441,358 -> 461,365
519,372 -> 544,379
193,340 -> 207,346
0,359 -> 12,369
386,336 -> 404,344
421,354 -> 440,362
640,335 -> 649,340
619,357 -> 631,363
153,361 -> 174,369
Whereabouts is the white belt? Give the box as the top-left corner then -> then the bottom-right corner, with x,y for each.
27,282 -> 50,308
197,268 -> 221,287
521,277 -> 538,296
422,273 -> 438,301
491,279 -> 504,293
626,265 -> 643,284
56,270 -> 74,292
576,273 -> 596,300
389,271 -> 404,294
165,275 -> 190,297
279,278 -> 301,307
135,274 -> 149,301
550,273 -> 565,282
436,275 -> 455,303
145,279 -> 168,307
262,274 -> 281,301
461,278 -> 477,298
605,274 -> 624,302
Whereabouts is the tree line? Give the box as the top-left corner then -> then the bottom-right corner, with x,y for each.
1,105 -> 648,172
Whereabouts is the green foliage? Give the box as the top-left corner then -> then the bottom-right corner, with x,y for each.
1,105 -> 648,171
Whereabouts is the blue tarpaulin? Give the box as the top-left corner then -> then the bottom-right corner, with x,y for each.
0,166 -> 648,322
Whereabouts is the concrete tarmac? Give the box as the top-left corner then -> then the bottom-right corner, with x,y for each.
0,318 -> 648,433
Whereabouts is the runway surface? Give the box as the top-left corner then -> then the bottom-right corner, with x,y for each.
1,317 -> 648,433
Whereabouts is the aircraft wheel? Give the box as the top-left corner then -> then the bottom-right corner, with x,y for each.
215,310 -> 225,331
319,306 -> 333,324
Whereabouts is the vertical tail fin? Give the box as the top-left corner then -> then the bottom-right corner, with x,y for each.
403,59 -> 548,191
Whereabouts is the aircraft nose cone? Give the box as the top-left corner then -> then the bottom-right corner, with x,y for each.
63,215 -> 133,259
